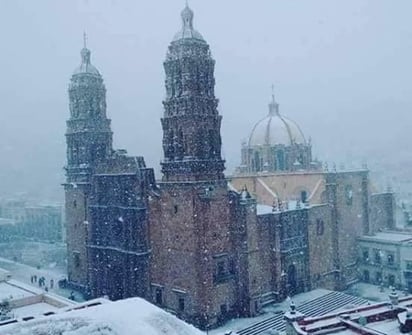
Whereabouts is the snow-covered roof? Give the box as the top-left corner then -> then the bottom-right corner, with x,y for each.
256,204 -> 273,215
292,294 -> 412,334
257,200 -> 305,216
2,297 -> 204,335
359,231 -> 412,243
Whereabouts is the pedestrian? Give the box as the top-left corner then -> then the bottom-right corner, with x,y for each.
30,276 -> 33,283
34,275 -> 37,283
50,279 -> 54,289
45,286 -> 48,292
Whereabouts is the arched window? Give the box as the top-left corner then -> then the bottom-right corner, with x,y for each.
276,150 -> 285,171
254,151 -> 261,172
301,191 -> 308,203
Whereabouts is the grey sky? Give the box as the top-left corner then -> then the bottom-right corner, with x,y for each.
1,0 -> 412,201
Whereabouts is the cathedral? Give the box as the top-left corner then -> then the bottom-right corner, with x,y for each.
64,5 -> 395,330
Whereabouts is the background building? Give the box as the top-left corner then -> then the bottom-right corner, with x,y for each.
358,231 -> 412,290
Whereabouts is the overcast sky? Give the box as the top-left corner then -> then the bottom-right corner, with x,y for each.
1,0 -> 412,202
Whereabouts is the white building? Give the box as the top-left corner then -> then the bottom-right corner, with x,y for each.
358,231 -> 412,289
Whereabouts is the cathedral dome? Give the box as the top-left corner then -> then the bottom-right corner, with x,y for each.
172,4 -> 205,42
248,95 -> 306,147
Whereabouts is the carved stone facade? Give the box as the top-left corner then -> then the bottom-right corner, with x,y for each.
160,7 -> 224,183
149,6 -> 255,327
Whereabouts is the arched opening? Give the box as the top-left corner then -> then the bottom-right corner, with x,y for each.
254,151 -> 261,172
276,150 -> 285,171
301,190 -> 308,203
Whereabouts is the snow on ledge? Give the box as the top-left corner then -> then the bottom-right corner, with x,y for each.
1,297 -> 204,335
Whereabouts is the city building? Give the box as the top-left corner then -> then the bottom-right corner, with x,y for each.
358,231 -> 412,291
0,200 -> 63,242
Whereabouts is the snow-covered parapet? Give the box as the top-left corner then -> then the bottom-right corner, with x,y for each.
1,297 -> 204,335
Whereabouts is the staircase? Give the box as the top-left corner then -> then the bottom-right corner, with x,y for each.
236,291 -> 369,335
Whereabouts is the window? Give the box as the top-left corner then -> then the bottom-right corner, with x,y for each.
362,249 -> 369,263
178,297 -> 185,312
387,252 -> 395,266
217,261 -> 225,277
276,150 -> 285,171
213,256 -> 234,284
73,252 -> 80,268
345,185 -> 353,205
316,219 -> 324,236
375,271 -> 382,284
301,191 -> 308,203
363,270 -> 370,283
220,304 -> 227,316
374,249 -> 381,264
155,288 -> 162,305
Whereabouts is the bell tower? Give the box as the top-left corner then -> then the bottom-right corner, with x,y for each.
161,5 -> 225,182
150,6 -> 245,328
64,36 -> 112,291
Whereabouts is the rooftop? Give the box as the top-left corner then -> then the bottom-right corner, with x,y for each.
1,297 -> 204,335
359,231 -> 412,244
290,293 -> 412,334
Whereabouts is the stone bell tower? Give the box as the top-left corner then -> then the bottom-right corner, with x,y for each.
160,4 -> 225,182
64,36 -> 113,291
150,5 -> 250,329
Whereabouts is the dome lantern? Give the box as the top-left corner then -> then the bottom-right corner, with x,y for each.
172,3 -> 205,42
72,33 -> 101,77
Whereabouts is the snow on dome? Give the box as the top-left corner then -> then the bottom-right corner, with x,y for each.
172,4 -> 205,42
248,95 -> 306,147
1,298 -> 204,335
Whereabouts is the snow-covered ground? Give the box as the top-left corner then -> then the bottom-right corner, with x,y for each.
0,282 -> 34,300
0,257 -> 83,302
1,298 -> 205,335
